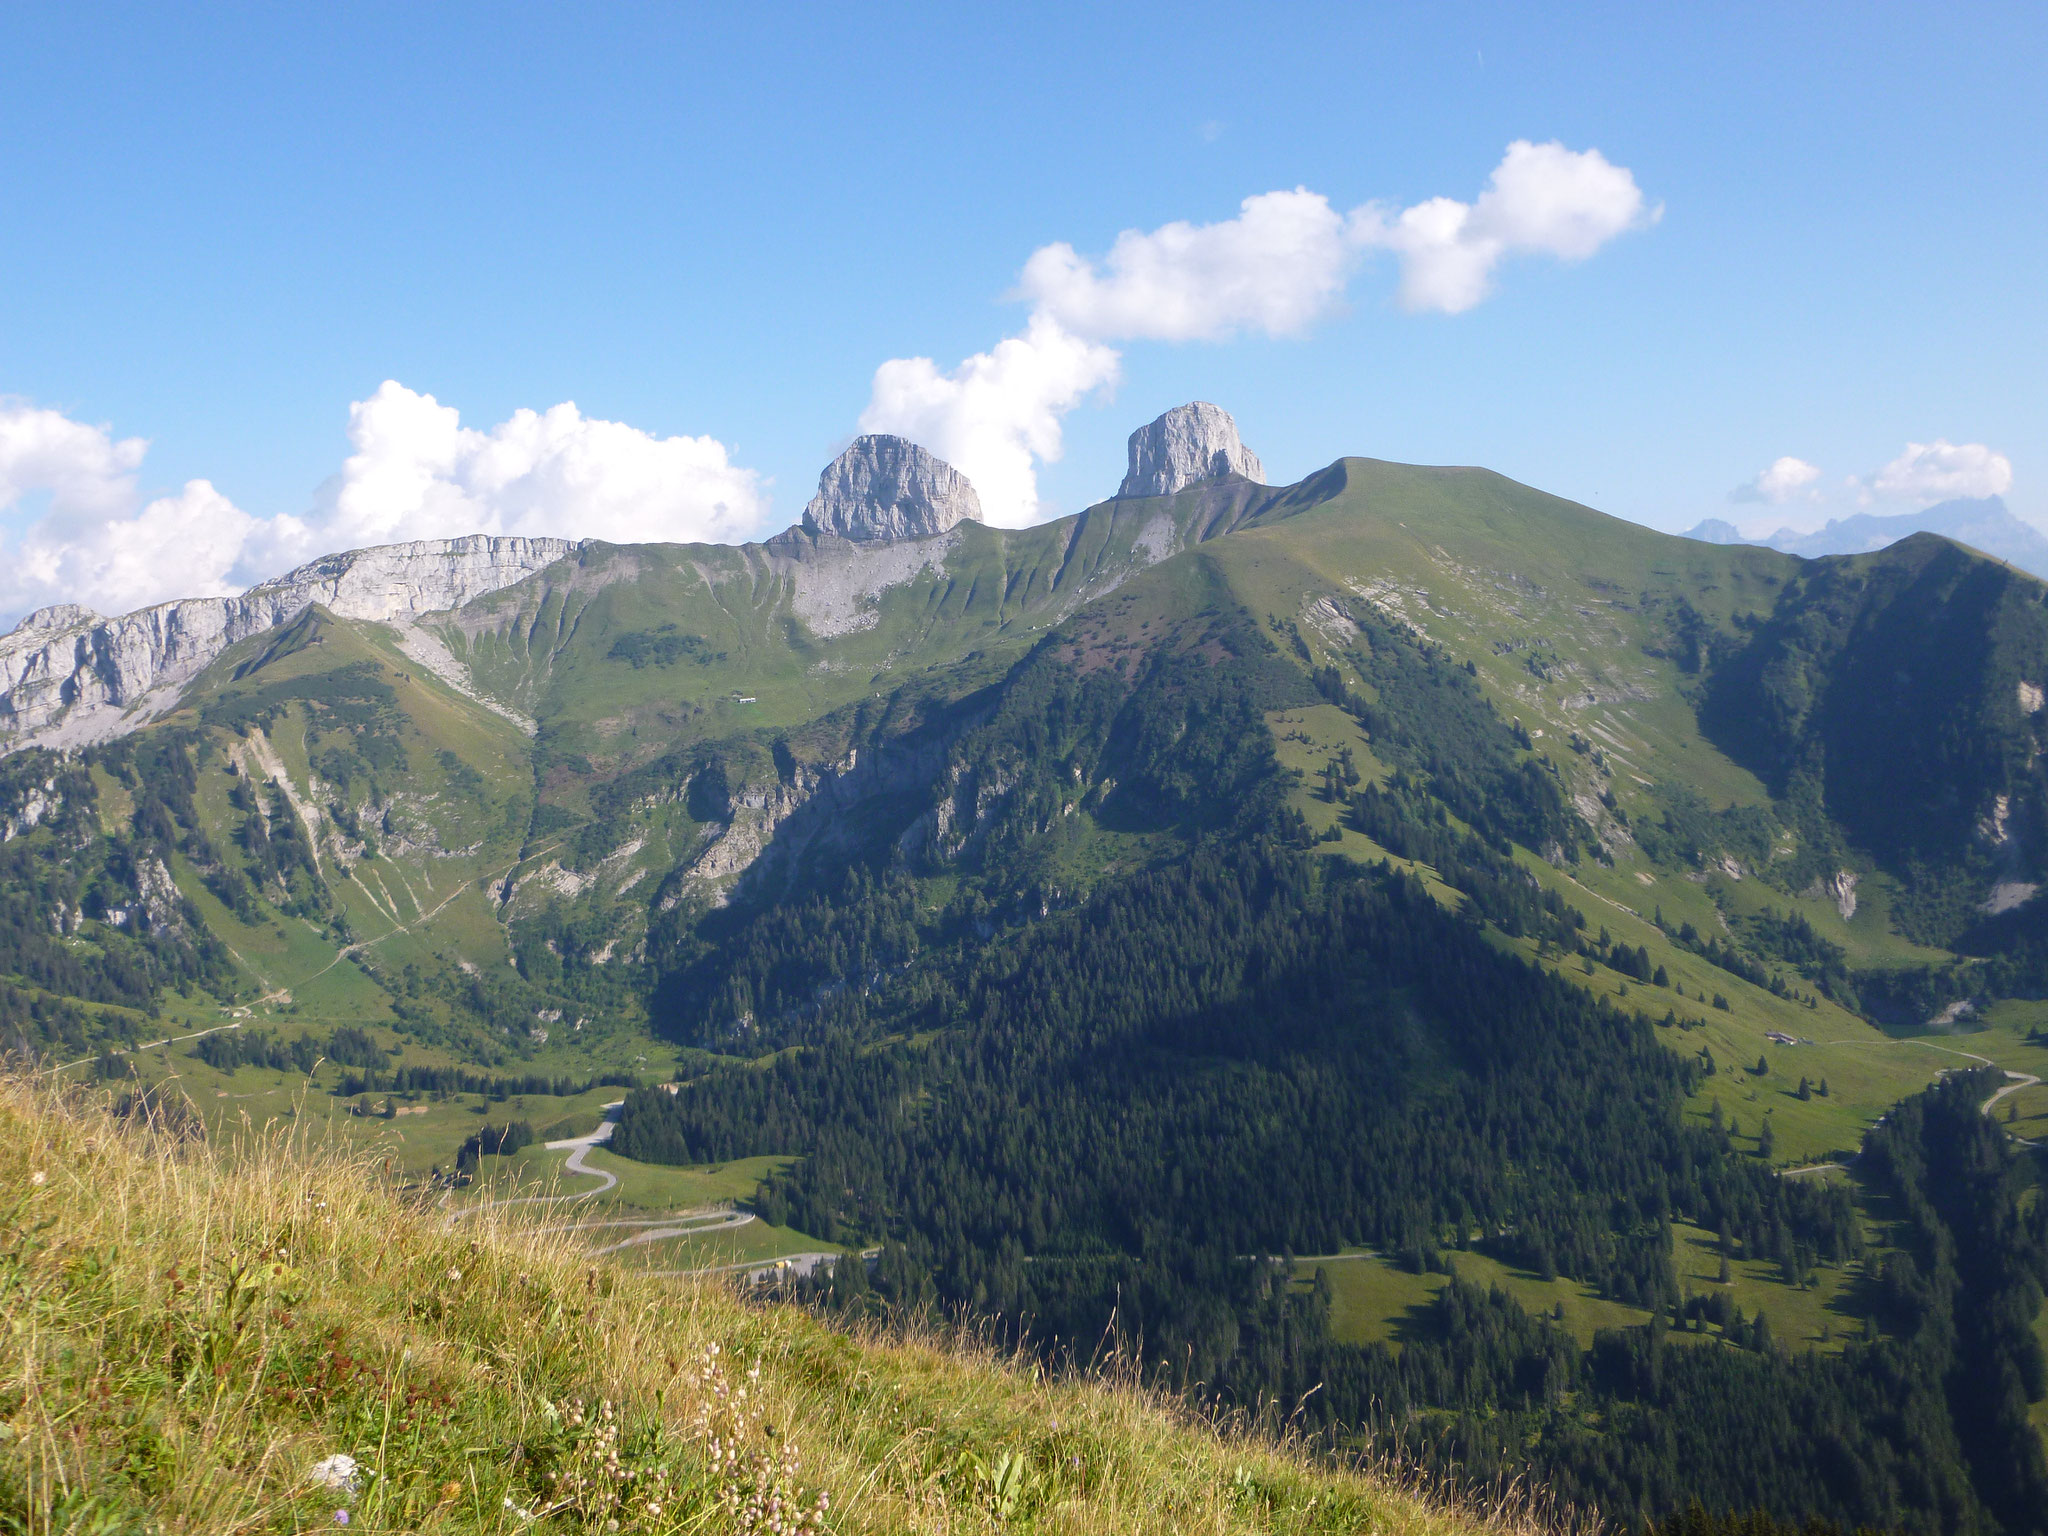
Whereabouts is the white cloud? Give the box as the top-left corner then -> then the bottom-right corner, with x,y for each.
865,140 -> 1653,521
859,315 -> 1120,527
1353,140 -> 1659,314
0,386 -> 769,626
317,382 -> 766,551
1868,439 -> 2013,504
1018,188 -> 1359,343
1732,456 -> 1823,505
2,476 -> 254,619
0,400 -> 254,619
0,401 -> 146,520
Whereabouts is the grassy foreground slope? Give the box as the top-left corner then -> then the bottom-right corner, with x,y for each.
0,1079 -> 1525,1536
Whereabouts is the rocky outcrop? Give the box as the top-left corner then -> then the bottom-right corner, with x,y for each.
248,535 -> 580,625
0,535 -> 577,755
1118,403 -> 1264,499
1,776 -> 61,842
655,729 -> 968,913
15,604 -> 98,633
802,436 -> 982,542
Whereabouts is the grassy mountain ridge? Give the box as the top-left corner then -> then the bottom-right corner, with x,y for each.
8,454 -> 2044,1211
438,474 -> 1288,762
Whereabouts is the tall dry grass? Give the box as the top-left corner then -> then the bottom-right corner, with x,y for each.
0,1075 -> 1585,1536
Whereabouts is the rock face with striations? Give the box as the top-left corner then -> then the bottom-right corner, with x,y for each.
802,435 -> 983,542
1118,403 -> 1265,499
0,534 -> 578,755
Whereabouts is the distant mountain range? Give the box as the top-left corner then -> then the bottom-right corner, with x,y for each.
1685,494 -> 2048,578
11,405 -> 2048,1532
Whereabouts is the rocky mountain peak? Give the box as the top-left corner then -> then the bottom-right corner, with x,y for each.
10,604 -> 98,637
802,435 -> 983,542
1683,518 -> 1743,545
1118,403 -> 1264,499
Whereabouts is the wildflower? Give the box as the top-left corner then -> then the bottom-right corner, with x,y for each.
446,1267 -> 462,1283
333,1512 -> 350,1527
308,1455 -> 360,1494
28,1171 -> 45,1187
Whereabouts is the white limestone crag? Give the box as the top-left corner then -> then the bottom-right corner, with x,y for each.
1,776 -> 62,842
802,435 -> 983,542
0,534 -> 577,756
1118,403 -> 1264,499
15,604 -> 98,633
249,535 -> 580,625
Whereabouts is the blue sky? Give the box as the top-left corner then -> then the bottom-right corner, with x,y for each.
2,1 -> 2043,619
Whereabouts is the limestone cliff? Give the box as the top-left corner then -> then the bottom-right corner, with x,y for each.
0,535 -> 577,755
1118,403 -> 1264,499
801,435 -> 983,542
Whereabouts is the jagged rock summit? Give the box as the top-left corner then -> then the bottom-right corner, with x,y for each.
1118,402 -> 1264,499
802,435 -> 983,542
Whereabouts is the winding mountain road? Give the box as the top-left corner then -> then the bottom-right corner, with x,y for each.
444,1100 -> 626,1220
548,1105 -> 623,1195
443,1107 -> 773,1267
50,1019 -> 244,1076
1981,1069 -> 2040,1127
1810,1036 -> 2039,1142
439,1104 -> 821,1275
582,1210 -> 755,1256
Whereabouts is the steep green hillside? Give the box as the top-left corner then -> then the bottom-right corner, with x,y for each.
0,1074 -> 1512,1536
